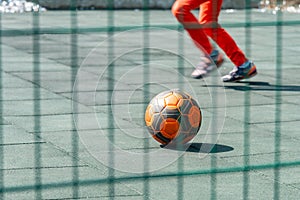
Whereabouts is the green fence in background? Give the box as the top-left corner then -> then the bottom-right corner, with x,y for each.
0,0 -> 300,199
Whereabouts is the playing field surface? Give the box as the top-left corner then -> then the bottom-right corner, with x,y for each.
0,9 -> 300,199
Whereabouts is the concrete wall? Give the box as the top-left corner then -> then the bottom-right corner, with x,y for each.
38,0 -> 261,10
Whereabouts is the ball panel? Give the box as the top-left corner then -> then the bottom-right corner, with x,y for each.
150,97 -> 165,113
188,105 -> 202,128
144,104 -> 153,126
178,115 -> 192,133
179,99 -> 192,114
190,126 -> 200,135
161,106 -> 181,120
164,93 -> 180,106
182,134 -> 195,144
160,118 -> 180,139
190,98 -> 200,108
172,91 -> 183,102
151,113 -> 164,131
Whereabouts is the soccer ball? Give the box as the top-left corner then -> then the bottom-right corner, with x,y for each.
144,89 -> 202,145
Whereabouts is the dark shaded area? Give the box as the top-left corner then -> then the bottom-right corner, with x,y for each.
161,142 -> 234,153
228,81 -> 300,92
204,81 -> 300,92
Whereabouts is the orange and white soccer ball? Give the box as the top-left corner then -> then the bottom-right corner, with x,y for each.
145,89 -> 202,145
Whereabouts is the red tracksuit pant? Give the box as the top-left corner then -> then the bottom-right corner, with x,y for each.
172,0 -> 247,66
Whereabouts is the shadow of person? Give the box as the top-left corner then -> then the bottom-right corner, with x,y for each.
161,142 -> 234,153
203,81 -> 300,92
226,81 -> 300,92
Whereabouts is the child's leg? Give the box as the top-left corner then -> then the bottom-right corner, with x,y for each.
199,0 -> 247,66
172,0 -> 213,54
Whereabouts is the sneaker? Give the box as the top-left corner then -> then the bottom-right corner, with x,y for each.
222,61 -> 257,82
191,49 -> 224,79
